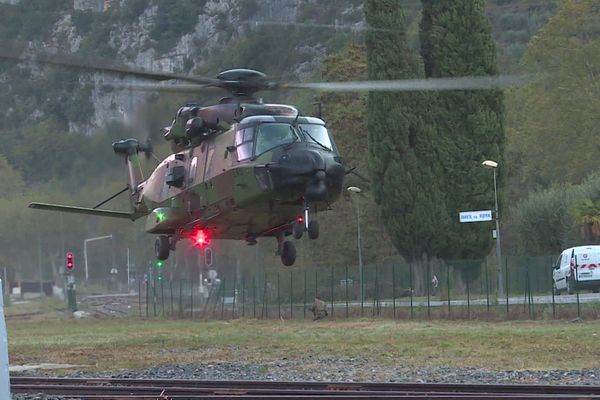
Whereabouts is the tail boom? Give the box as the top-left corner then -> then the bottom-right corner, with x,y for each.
29,202 -> 137,220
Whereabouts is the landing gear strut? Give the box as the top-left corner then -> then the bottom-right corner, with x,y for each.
293,204 -> 320,241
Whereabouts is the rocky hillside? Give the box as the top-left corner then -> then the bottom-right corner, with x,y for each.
0,0 -> 555,137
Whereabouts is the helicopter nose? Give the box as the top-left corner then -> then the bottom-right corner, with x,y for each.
267,148 -> 344,201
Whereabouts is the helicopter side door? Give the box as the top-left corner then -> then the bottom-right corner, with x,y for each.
193,130 -> 236,220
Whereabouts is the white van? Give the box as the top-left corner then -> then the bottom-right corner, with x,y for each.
552,245 -> 600,294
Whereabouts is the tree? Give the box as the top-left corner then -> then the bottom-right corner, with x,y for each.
420,0 -> 505,261
366,0 -> 450,292
505,0 -> 600,203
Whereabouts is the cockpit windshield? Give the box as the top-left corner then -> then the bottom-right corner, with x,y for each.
255,123 -> 298,155
297,124 -> 333,151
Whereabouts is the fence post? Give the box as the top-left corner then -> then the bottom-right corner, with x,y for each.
485,259 -> 490,313
529,270 -> 534,320
410,262 -> 414,320
242,277 -> 246,318
576,288 -> 581,319
190,280 -> 194,319
233,271 -> 237,319
550,257 -> 556,319
330,266 -> 334,318
523,266 -> 528,315
152,277 -> 157,317
303,270 -> 307,319
505,257 -> 509,316
138,279 -> 142,318
447,263 -> 451,316
160,277 -> 164,316
392,264 -> 396,319
466,274 -> 470,319
263,273 -> 268,319
170,279 -> 174,316
360,264 -> 364,317
179,280 -> 183,318
290,270 -> 293,319
277,273 -> 281,319
372,265 -> 377,317
220,279 -> 226,320
253,276 -> 257,318
345,265 -> 349,318
426,260 -> 431,319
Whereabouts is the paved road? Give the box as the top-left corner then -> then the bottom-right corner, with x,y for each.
340,292 -> 600,308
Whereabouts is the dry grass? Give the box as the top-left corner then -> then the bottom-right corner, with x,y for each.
6,316 -> 600,373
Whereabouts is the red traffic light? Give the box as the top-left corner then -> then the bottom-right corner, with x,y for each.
66,252 -> 74,270
191,228 -> 210,248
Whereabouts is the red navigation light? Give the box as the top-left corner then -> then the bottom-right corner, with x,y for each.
192,228 -> 210,247
66,252 -> 74,270
297,216 -> 304,224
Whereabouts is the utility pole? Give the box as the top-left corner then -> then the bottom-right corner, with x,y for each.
84,235 -> 113,283
482,160 -> 503,298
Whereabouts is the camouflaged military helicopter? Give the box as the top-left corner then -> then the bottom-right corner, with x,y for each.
6,52 -> 522,266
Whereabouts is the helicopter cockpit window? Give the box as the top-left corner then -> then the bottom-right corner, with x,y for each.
298,124 -> 333,151
255,123 -> 298,156
235,127 -> 255,161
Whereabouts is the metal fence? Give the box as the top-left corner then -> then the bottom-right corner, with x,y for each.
137,255 -> 600,321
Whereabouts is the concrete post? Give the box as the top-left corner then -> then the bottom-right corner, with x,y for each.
0,278 -> 11,399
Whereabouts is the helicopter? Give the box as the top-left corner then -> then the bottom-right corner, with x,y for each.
2,52 -> 523,266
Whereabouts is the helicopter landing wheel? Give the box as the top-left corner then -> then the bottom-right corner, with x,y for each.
307,220 -> 319,240
280,240 -> 296,266
155,235 -> 170,260
292,220 -> 304,239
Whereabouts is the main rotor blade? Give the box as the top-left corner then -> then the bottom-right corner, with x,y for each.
0,51 -> 218,85
100,81 -> 223,94
281,75 -> 528,92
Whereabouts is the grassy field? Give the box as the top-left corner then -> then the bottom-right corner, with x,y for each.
6,314 -> 600,373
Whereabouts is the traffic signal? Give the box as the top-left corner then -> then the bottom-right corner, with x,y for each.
205,247 -> 213,267
66,252 -> 74,270
156,259 -> 164,269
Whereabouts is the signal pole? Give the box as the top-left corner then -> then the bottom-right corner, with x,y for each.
66,252 -> 77,312
0,277 -> 10,398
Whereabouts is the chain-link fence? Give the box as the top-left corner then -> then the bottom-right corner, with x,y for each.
137,255 -> 600,321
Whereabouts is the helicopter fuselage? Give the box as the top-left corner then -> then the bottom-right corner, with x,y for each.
138,113 -> 345,244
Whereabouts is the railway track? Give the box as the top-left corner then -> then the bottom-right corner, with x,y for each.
10,377 -> 600,399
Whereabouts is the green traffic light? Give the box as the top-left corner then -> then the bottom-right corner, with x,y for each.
156,260 -> 164,268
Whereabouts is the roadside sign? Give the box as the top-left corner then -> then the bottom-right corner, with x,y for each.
459,210 -> 493,223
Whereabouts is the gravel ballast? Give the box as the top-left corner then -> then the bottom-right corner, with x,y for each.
12,357 -> 600,399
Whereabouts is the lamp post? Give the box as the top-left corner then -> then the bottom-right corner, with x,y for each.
84,235 -> 113,283
347,186 -> 363,305
482,160 -> 504,297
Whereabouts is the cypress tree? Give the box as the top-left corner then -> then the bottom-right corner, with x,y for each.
420,0 -> 505,260
366,0 -> 451,274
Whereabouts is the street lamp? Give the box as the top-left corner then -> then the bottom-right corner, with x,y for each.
482,160 -> 504,297
347,186 -> 363,306
84,235 -> 113,283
